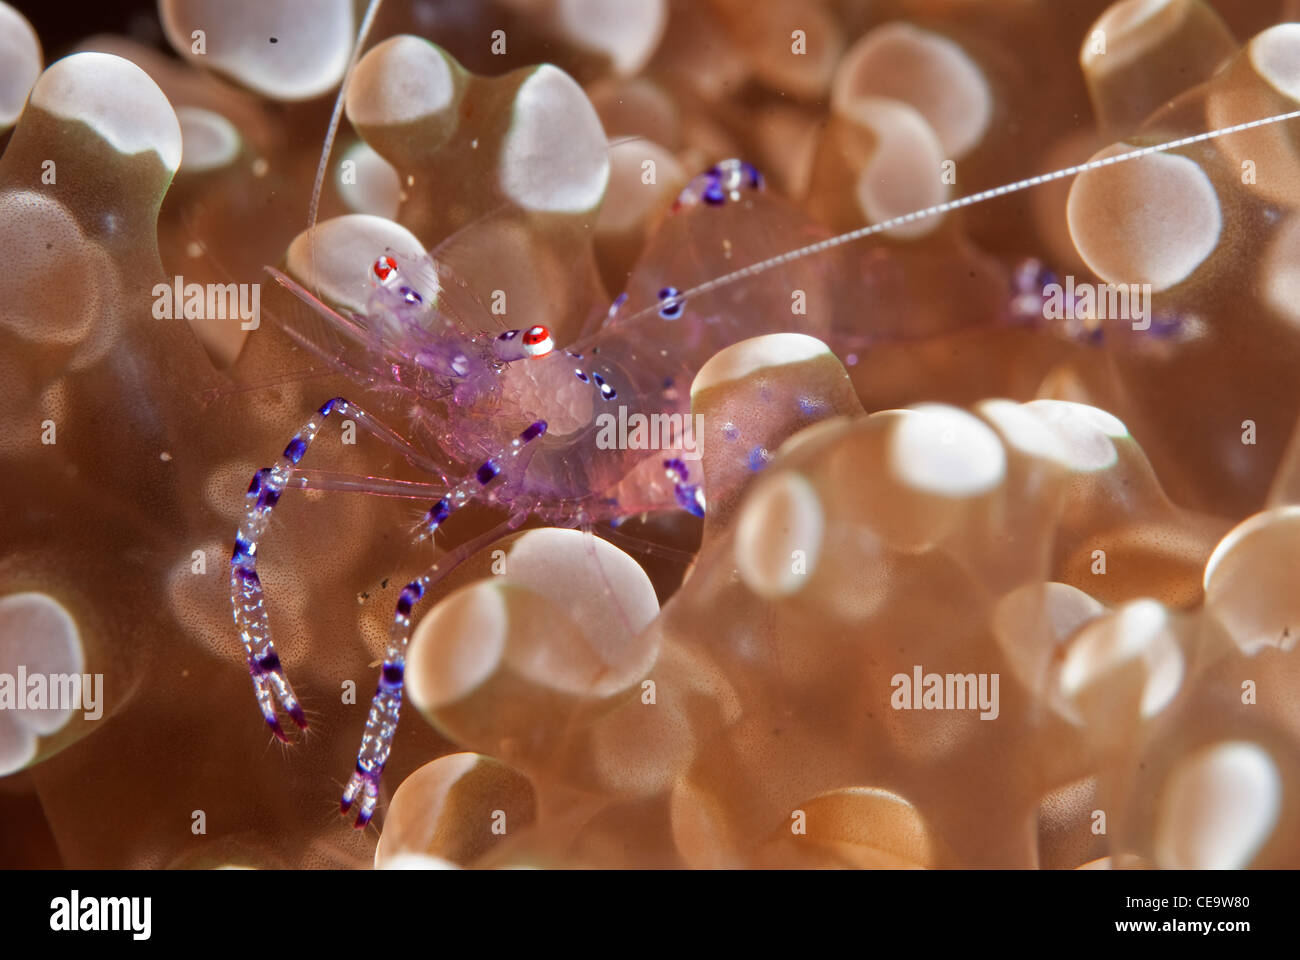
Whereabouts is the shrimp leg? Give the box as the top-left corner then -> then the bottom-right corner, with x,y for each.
231,396 -> 437,741
342,421 -> 546,828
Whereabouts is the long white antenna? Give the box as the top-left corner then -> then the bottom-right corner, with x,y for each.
306,0 -> 385,241
632,109 -> 1300,322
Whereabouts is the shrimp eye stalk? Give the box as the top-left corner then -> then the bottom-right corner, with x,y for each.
493,325 -> 554,361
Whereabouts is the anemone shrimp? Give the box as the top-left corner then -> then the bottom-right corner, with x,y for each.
227,1 -> 1300,829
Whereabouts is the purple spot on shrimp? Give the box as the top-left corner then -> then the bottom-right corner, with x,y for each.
521,420 -> 547,442
477,460 -> 501,485
399,286 -> 422,305
658,287 -> 684,320
675,483 -> 706,517
722,423 -> 740,442
396,581 -> 424,616
427,498 -> 451,526
381,663 -> 404,687
231,536 -> 253,564
256,651 -> 282,674
256,486 -> 281,511
748,447 -> 772,472
283,436 -> 307,464
678,159 -> 765,209
319,397 -> 341,416
1147,312 -> 1188,339
574,369 -> 589,382
246,471 -> 265,496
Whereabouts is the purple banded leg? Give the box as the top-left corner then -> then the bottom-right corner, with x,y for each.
663,457 -> 706,517
411,418 -> 546,544
342,421 -> 546,827
231,397 -> 423,741
340,580 -> 418,829
232,466 -> 306,743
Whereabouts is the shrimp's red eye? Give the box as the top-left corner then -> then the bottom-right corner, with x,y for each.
372,255 -> 397,285
521,325 -> 553,357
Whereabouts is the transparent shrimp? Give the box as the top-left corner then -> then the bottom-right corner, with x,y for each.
230,7 -> 1300,826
